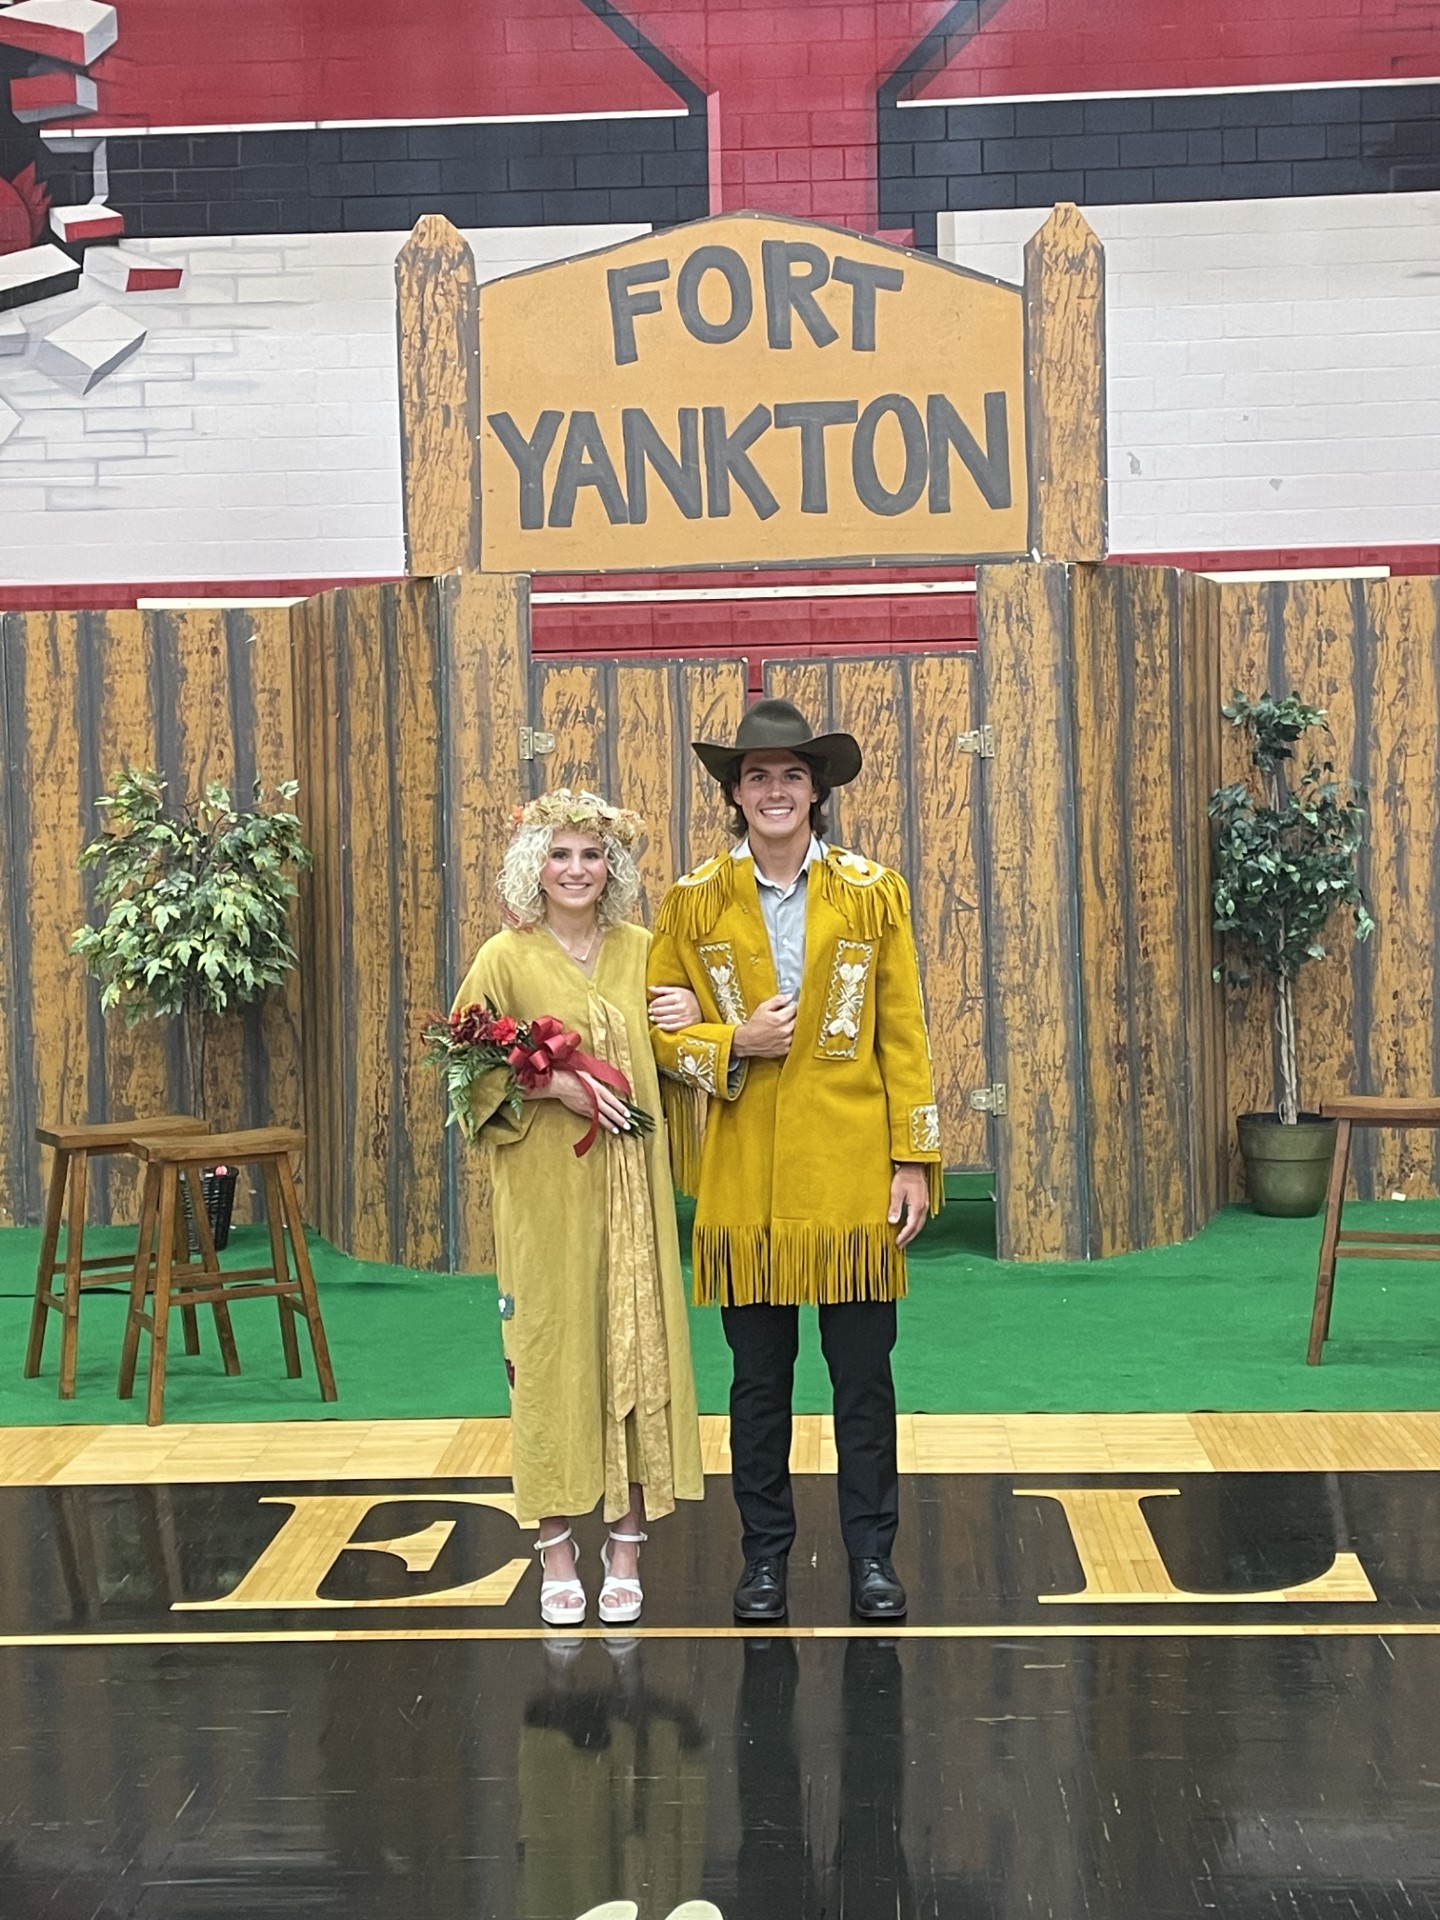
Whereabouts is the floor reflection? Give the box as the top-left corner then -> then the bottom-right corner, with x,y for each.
519,1639 -> 709,1920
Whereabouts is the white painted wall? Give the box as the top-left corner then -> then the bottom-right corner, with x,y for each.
941,191 -> 1440,554
0,223 -> 646,587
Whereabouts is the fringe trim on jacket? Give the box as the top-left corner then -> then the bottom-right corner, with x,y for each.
692,1222 -> 910,1307
659,1078 -> 706,1198
654,856 -> 735,944
812,856 -> 910,942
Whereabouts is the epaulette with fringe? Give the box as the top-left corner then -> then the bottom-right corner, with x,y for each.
654,852 -> 735,943
815,847 -> 910,942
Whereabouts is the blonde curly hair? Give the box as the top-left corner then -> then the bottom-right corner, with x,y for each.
497,788 -> 644,930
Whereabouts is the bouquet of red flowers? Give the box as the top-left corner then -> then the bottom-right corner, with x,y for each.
421,998 -> 655,1156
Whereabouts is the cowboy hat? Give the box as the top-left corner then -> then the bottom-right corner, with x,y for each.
692,698 -> 863,789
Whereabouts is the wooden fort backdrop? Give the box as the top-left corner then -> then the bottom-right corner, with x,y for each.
2,211 -> 1439,1268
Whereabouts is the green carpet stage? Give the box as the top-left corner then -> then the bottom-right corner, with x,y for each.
4,1196 -> 1440,1426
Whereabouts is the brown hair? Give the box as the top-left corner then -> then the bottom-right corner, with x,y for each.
723,753 -> 832,842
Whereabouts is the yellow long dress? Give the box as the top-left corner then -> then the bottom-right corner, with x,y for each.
453,921 -> 704,1529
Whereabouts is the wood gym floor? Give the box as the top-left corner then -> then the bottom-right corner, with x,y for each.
4,1412 -> 1440,1919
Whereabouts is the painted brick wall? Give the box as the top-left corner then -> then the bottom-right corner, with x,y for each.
0,0 -> 1438,603
941,192 -> 1440,556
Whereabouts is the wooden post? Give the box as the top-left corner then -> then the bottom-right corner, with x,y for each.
1024,203 -> 1107,563
977,560 -> 1227,1261
396,215 -> 481,577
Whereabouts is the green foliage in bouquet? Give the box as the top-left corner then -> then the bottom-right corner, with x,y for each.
1210,691 -> 1373,1126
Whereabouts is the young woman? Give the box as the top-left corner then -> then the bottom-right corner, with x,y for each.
452,790 -> 703,1627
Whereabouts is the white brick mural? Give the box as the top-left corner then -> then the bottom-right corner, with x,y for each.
0,223 -> 645,585
941,191 -> 1440,555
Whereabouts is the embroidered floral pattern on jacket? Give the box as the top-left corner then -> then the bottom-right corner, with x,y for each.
816,939 -> 875,1059
910,1104 -> 941,1154
698,941 -> 748,1025
674,1035 -> 720,1095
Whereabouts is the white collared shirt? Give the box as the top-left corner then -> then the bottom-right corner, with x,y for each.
733,835 -> 825,998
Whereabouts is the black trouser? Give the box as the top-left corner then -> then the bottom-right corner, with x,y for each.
721,1300 -> 899,1561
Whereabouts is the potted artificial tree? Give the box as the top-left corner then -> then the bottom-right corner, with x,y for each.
1210,691 -> 1374,1217
72,768 -> 311,1244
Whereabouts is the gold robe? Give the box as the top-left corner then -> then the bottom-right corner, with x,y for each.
453,922 -> 703,1528
647,846 -> 944,1308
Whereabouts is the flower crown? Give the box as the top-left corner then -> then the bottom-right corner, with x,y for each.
510,788 -> 645,849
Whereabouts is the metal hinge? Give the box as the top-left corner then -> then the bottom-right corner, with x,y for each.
518,727 -> 556,761
956,724 -> 996,758
969,1083 -> 1008,1115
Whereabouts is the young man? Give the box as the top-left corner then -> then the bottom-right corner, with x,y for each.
648,698 -> 942,1621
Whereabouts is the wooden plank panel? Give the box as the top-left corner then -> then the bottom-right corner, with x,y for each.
22,616 -> 93,1213
828,658 -> 907,873
1216,582 -> 1275,1192
1023,203 -> 1107,563
93,610 -> 168,1225
613,662 -> 679,926
443,572 -> 529,1276
1181,572 -> 1227,1225
1069,566 -> 1131,1254
389,579 -> 448,1269
1122,568 -> 1189,1246
678,659 -> 747,871
1364,577 -> 1440,1195
909,654 -> 987,1168
335,584 -> 394,1263
245,609 -> 306,1187
533,660 -> 607,796
396,216 -> 480,576
1281,580 -> 1363,1147
0,616 -> 20,1224
294,591 -> 344,1242
165,608 -> 244,1138
977,561 -> 1086,1259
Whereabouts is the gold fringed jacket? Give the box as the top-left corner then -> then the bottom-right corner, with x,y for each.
647,845 -> 944,1309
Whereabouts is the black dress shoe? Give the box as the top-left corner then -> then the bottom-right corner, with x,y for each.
850,1556 -> 907,1619
733,1555 -> 788,1620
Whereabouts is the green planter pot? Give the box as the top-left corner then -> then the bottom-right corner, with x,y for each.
1237,1112 -> 1338,1218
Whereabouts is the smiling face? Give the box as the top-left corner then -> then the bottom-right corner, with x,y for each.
731,749 -> 819,855
538,827 -> 609,917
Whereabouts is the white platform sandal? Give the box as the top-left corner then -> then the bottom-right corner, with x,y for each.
598,1528 -> 647,1625
535,1526 -> 586,1627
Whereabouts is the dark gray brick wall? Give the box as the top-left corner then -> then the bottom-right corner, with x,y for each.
39,113 -> 710,241
881,84 -> 1440,249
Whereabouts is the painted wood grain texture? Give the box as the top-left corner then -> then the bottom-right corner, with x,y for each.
1215,580 -> 1275,1180
680,661 -> 748,867
1023,203 -> 1107,564
1121,570 -> 1189,1244
442,572 -> 528,1277
981,563 -> 1226,1258
1068,567 -> 1132,1253
1181,573 -> 1228,1225
764,654 -> 989,1169
0,608 -> 308,1231
907,656 -> 988,1168
976,562 -> 1085,1256
396,216 -> 480,576
1214,578 -> 1440,1201
1280,580 -> 1365,1193
1363,578 -> 1440,1196
613,664 -> 679,924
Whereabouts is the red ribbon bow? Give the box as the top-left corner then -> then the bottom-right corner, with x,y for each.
508,1015 -> 635,1158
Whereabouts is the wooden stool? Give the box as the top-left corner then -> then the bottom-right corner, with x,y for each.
119,1127 -> 338,1425
1308,1096 -> 1440,1364
25,1116 -> 217,1399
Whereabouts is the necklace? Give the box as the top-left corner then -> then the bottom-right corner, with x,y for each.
545,919 -> 600,968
